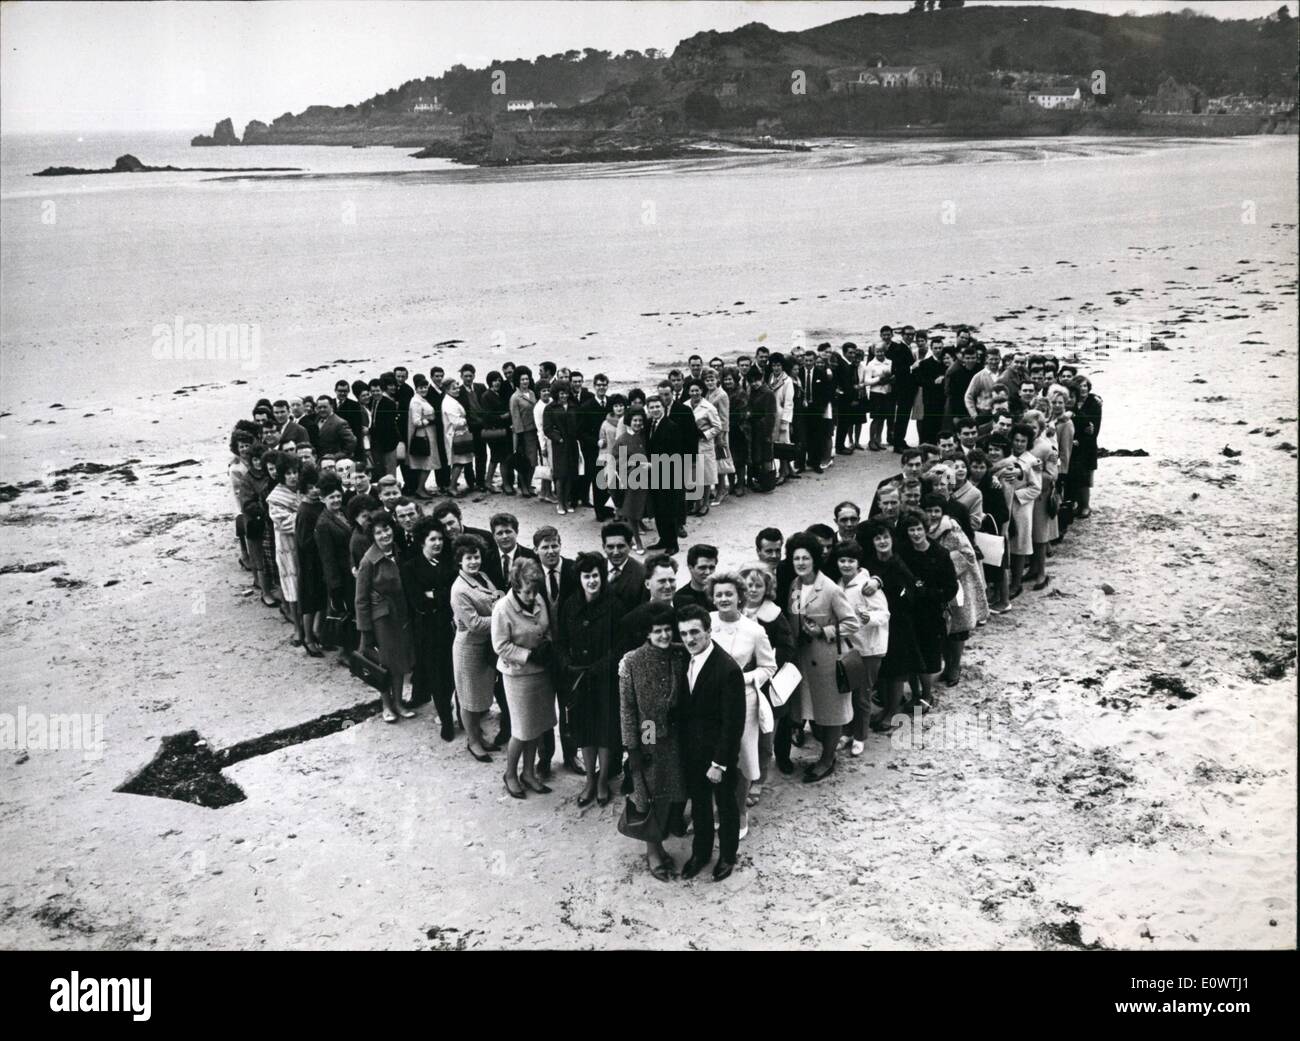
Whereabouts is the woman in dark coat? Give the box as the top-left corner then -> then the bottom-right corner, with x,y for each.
345,494 -> 379,569
619,600 -> 689,881
315,474 -> 355,658
968,450 -> 1010,613
1069,375 -> 1102,517
557,552 -> 624,808
723,367 -> 749,497
542,384 -> 579,515
862,519 -> 922,730
355,512 -> 416,724
746,365 -> 777,490
403,515 -> 456,740
479,371 -> 515,494
897,509 -> 959,712
295,465 -> 327,656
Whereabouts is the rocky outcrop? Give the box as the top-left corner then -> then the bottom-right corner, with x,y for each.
34,154 -> 301,177
190,118 -> 241,146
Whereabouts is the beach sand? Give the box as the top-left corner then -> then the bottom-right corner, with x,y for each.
0,136 -> 1294,949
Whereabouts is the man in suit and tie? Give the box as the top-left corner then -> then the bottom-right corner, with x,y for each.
455,363 -> 490,492
676,606 -> 746,882
482,512 -> 538,592
601,521 -> 646,609
533,524 -> 581,776
643,396 -> 685,553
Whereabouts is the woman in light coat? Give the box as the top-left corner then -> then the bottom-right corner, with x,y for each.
508,367 -> 538,498
922,497 -> 987,687
832,540 -> 889,755
786,532 -> 860,783
406,375 -> 443,498
491,556 -> 556,799
704,368 -> 733,505
440,378 -> 473,495
708,570 -> 776,838
993,426 -> 1042,600
450,533 -> 503,762
1023,409 -> 1060,589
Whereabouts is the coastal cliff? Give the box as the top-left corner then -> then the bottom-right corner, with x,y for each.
201,6 -> 1298,157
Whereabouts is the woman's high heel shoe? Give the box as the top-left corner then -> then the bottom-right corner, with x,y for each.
467,743 -> 493,763
503,773 -> 526,799
522,775 -> 552,795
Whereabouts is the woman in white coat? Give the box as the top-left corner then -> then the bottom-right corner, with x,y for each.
994,424 -> 1043,600
708,571 -> 776,841
832,540 -> 889,756
439,377 -> 472,495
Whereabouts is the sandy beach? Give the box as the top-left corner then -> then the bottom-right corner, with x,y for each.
0,135 -> 1294,949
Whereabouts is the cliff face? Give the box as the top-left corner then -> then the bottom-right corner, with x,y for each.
191,118 -> 241,146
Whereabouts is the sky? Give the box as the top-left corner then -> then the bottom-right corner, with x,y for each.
0,1 -> 1289,133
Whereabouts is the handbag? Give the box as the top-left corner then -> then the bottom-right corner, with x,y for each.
347,648 -> 390,693
395,442 -> 407,462
410,430 -> 431,456
482,427 -> 508,443
773,441 -> 800,462
617,794 -> 664,842
835,622 -> 869,694
452,434 -> 474,454
323,601 -> 356,650
533,463 -> 552,481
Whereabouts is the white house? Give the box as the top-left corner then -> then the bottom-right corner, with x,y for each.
412,95 -> 444,113
1029,87 -> 1082,110
506,100 -> 536,112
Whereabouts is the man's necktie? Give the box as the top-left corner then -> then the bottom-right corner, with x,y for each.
549,569 -> 559,603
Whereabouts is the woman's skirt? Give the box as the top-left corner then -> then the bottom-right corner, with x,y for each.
274,531 -> 299,602
796,644 -> 853,727
503,670 -> 557,742
868,393 -> 893,418
738,682 -> 769,782
374,614 -> 415,676
730,426 -> 749,472
913,609 -> 945,674
568,674 -> 619,749
1032,474 -> 1060,545
696,445 -> 719,486
453,633 -> 496,712
298,548 -> 326,613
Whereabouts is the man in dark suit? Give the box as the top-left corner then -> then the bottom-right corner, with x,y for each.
533,524 -> 580,775
569,371 -> 605,518
482,511 -> 538,592
370,374 -> 404,478
429,499 -> 491,554
601,521 -> 646,608
657,379 -> 699,538
676,606 -> 746,881
455,364 -> 490,492
884,326 -> 916,453
643,396 -> 685,553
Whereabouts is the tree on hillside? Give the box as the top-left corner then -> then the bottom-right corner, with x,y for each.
989,43 -> 1009,69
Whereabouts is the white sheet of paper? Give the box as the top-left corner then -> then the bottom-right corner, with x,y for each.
767,662 -> 803,707
974,531 -> 1005,567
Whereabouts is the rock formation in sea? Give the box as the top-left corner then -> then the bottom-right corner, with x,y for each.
191,117 -> 241,146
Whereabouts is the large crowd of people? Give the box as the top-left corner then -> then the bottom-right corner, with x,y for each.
227,326 -> 1103,882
